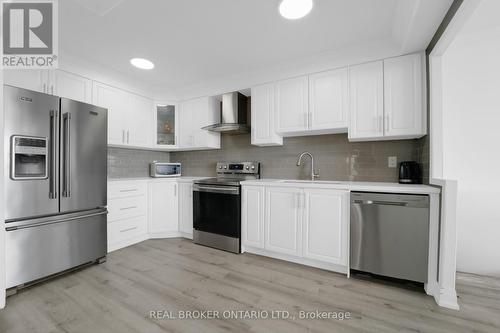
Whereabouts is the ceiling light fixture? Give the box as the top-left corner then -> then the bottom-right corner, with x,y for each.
279,0 -> 313,20
130,58 -> 154,70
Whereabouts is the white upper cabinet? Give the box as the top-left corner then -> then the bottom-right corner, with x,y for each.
178,99 -> 195,148
4,69 -> 92,104
265,187 -> 303,256
128,94 -> 152,148
155,103 -> 178,148
256,69 -> 348,139
92,81 -> 130,146
179,96 -> 220,150
302,188 -> 348,266
4,69 -> 48,93
52,70 -> 92,103
251,84 -> 283,146
348,53 -> 426,141
148,180 -> 179,236
275,76 -> 309,134
383,53 -> 425,138
309,67 -> 348,133
348,60 -> 384,141
92,81 -> 153,148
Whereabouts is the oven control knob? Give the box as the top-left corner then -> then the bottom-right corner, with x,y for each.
245,166 -> 249,170
219,165 -> 222,169
224,166 -> 227,169
251,166 -> 255,170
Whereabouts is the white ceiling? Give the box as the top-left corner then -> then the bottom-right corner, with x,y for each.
60,0 -> 453,99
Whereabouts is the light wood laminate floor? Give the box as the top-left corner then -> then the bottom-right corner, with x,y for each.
1,238 -> 499,333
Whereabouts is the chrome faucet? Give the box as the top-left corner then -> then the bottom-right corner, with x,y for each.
296,151 -> 320,181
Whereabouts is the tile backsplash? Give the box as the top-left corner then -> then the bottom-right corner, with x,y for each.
170,133 -> 424,183
108,147 -> 170,178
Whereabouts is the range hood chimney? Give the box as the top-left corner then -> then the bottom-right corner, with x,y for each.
202,92 -> 250,134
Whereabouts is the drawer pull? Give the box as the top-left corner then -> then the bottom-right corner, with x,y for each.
119,206 -> 138,211
120,226 -> 138,233
119,189 -> 138,193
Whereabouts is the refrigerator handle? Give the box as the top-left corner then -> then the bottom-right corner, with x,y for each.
63,112 -> 72,197
49,110 -> 58,199
6,210 -> 108,231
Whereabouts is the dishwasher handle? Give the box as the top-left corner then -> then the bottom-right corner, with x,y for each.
354,200 -> 408,207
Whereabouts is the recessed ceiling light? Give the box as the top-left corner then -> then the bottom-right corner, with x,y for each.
130,58 -> 154,70
279,0 -> 313,20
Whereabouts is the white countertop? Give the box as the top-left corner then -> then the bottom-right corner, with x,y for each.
108,176 -> 209,182
241,179 -> 440,195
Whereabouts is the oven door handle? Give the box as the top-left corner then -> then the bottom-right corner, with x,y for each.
193,184 -> 240,195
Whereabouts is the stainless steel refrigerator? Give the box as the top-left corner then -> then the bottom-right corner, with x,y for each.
3,85 -> 108,290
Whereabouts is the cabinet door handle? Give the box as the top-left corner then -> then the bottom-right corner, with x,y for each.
119,206 -> 138,211
385,115 -> 389,132
119,189 -> 138,193
43,83 -> 47,93
122,130 -> 125,143
174,184 -> 177,197
127,130 -> 130,143
120,226 -> 138,233
51,85 -> 54,95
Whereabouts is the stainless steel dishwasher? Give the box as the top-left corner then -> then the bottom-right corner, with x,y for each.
350,192 -> 430,283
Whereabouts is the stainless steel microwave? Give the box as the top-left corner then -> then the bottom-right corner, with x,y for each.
149,162 -> 181,178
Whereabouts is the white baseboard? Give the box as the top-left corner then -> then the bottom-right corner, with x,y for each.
243,246 -> 348,275
108,231 -> 193,253
148,231 -> 183,239
179,232 -> 193,240
435,288 -> 460,310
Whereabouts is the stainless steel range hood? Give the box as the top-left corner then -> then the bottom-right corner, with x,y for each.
203,92 -> 250,134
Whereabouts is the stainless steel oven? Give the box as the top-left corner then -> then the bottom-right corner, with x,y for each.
193,162 -> 260,253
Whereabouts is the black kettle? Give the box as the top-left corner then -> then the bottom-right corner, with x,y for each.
399,161 -> 421,184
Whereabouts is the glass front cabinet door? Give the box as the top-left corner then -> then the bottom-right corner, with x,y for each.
155,103 -> 177,148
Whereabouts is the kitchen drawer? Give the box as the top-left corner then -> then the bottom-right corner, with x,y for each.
108,195 -> 147,221
108,216 -> 147,244
108,181 -> 147,199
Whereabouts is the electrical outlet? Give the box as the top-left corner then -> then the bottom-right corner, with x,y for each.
388,156 -> 397,168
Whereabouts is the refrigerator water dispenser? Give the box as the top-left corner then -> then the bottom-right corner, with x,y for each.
11,135 -> 48,180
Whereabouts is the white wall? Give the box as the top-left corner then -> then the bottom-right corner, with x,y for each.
441,0 -> 500,277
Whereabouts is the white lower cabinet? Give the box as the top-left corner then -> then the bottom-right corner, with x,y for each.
302,188 -> 349,266
148,180 -> 179,237
242,184 -> 349,273
108,178 -> 198,251
242,186 -> 265,249
265,187 -> 303,256
107,180 -> 149,252
178,181 -> 194,237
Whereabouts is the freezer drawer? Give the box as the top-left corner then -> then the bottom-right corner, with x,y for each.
350,192 -> 429,283
5,209 -> 107,288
